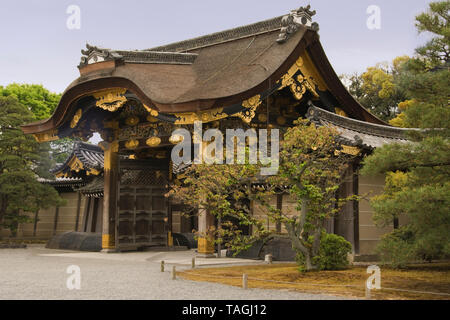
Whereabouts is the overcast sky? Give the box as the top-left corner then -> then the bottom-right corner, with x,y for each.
0,0 -> 433,94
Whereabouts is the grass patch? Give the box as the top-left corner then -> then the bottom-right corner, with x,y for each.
179,262 -> 450,300
0,239 -> 47,245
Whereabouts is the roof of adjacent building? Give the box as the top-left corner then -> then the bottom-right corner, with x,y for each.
52,141 -> 104,177
306,105 -> 412,149
38,177 -> 86,189
75,175 -> 104,197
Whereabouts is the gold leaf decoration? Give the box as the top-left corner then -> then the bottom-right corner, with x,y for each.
143,104 -> 159,117
173,108 -> 228,125
70,109 -> 83,129
277,53 -> 326,100
32,129 -> 59,143
93,88 -> 127,112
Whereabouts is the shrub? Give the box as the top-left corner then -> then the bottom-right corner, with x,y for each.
295,232 -> 352,271
376,226 -> 418,268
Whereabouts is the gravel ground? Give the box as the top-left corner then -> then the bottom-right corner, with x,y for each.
0,247 -> 349,300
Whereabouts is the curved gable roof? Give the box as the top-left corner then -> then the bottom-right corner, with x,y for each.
22,6 -> 386,136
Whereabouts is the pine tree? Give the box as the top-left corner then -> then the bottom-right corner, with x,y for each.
361,1 -> 450,266
0,96 -> 63,237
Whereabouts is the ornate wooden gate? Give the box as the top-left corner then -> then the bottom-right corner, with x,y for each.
116,159 -> 169,250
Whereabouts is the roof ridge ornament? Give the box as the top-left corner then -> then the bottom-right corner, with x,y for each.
277,5 -> 319,44
79,43 -> 123,68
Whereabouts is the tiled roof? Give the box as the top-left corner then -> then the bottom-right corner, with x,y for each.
306,105 -> 413,149
51,141 -> 104,175
75,176 -> 104,197
38,177 -> 85,187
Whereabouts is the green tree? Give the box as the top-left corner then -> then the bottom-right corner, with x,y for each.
0,96 -> 64,237
170,119 -> 356,271
0,83 -> 72,163
0,83 -> 61,121
344,56 -> 410,121
361,1 -> 450,267
415,1 -> 449,66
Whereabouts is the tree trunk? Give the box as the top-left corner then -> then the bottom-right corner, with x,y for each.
285,198 -> 320,271
285,221 -> 318,271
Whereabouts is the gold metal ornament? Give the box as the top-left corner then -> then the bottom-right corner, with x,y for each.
143,104 -> 159,117
146,136 -> 161,147
276,116 -> 287,125
258,113 -> 268,122
169,134 -> 184,144
125,116 -> 140,126
125,139 -> 140,150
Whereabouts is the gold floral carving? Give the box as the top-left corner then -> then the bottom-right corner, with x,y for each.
93,88 -> 127,112
277,53 -> 327,100
234,94 -> 262,124
338,145 -> 361,156
68,157 -> 84,173
70,109 -> 83,129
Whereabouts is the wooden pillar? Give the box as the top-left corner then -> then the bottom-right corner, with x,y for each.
100,141 -> 118,252
74,191 -> 82,232
276,194 -> 283,233
352,163 -> 360,254
197,205 -> 215,257
33,210 -> 39,237
167,200 -> 173,247
81,197 -> 91,232
53,207 -> 59,236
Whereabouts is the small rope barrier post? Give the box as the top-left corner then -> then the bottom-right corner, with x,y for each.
265,254 -> 273,264
192,257 -> 195,269
160,260 -> 165,272
242,274 -> 248,290
172,266 -> 176,280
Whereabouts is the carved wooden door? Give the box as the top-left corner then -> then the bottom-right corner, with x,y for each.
116,159 -> 168,250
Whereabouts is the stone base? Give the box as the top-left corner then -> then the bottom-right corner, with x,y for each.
101,248 -> 117,254
196,252 -> 216,258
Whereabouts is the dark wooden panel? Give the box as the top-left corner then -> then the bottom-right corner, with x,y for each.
117,158 -> 169,249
